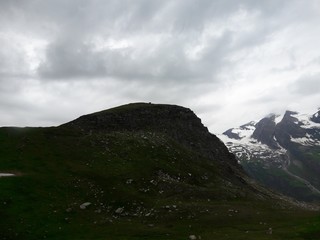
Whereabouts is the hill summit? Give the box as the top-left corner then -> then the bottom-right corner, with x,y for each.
65,103 -> 238,166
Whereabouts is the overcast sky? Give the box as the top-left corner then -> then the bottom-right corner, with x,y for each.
1,0 -> 320,133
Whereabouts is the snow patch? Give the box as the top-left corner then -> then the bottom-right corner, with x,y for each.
290,135 -> 320,146
230,126 -> 255,140
274,114 -> 284,124
294,113 -> 320,129
0,173 -> 15,177
218,129 -> 286,164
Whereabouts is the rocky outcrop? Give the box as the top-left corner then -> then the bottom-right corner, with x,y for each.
311,110 -> 320,123
223,128 -> 242,140
252,115 -> 278,149
275,111 -> 307,148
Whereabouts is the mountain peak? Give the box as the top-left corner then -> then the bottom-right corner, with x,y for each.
252,114 -> 279,149
220,108 -> 320,202
311,109 -> 320,123
284,110 -> 299,117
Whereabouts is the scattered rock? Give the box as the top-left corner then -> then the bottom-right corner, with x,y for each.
65,208 -> 72,212
150,179 -> 157,185
126,179 -> 133,184
189,235 -> 197,240
80,202 -> 92,209
115,207 -> 124,214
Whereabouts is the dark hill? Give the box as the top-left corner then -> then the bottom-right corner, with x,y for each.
64,103 -> 241,177
0,103 -> 318,240
64,103 -> 232,162
63,103 -> 276,195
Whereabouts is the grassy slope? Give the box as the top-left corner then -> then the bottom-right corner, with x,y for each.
284,147 -> 320,200
242,160 -> 320,202
0,126 -> 319,240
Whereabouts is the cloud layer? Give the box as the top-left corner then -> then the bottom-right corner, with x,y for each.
1,0 -> 320,132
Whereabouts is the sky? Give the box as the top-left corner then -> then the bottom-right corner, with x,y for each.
0,0 -> 320,133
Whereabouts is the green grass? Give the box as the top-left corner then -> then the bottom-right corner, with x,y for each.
0,126 -> 320,239
242,160 -> 320,202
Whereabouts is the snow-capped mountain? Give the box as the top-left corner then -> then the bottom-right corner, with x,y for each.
219,109 -> 320,202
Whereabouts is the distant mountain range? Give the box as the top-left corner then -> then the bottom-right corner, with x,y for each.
219,109 -> 320,202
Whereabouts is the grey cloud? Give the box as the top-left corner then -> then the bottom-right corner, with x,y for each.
0,79 -> 38,126
38,30 -> 235,83
1,0 -> 306,119
290,73 -> 320,95
38,40 -> 107,79
1,0 -> 320,132
0,39 -> 29,78
36,0 -> 301,82
0,0 -> 309,37
2,0 -> 302,83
